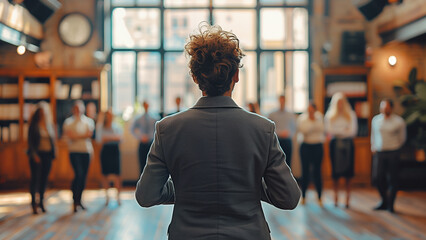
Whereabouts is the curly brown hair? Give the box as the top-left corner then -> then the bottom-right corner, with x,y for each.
185,23 -> 245,96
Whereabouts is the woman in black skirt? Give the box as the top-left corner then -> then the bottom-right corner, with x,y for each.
97,109 -> 123,205
325,92 -> 358,208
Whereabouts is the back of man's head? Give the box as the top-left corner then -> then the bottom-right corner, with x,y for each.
185,22 -> 245,96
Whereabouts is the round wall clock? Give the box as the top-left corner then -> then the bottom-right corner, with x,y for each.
58,13 -> 93,47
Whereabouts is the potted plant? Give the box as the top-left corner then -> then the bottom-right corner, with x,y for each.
394,67 -> 426,161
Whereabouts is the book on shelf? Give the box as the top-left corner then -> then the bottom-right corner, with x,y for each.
0,104 -> 20,120
1,84 -> 19,98
23,82 -> 50,99
326,81 -> 367,98
92,80 -> 100,99
70,84 -> 83,99
9,123 -> 19,142
355,101 -> 370,119
55,80 -> 70,99
1,126 -> 9,143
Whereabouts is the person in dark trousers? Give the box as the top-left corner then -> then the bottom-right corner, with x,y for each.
135,23 -> 301,240
131,101 -> 158,174
27,102 -> 56,214
63,100 -> 95,213
371,99 -> 406,213
268,95 -> 296,167
297,101 -> 325,206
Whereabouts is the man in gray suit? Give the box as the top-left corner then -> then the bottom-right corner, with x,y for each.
135,23 -> 301,240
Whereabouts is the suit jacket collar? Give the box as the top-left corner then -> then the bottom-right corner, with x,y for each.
192,96 -> 240,109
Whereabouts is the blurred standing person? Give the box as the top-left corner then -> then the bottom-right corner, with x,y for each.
63,100 -> 95,212
325,92 -> 357,208
268,95 -> 296,166
297,101 -> 325,206
27,102 -> 56,214
97,110 -> 123,206
371,99 -> 406,213
168,96 -> 182,116
86,102 -> 97,139
131,101 -> 158,174
247,102 -> 260,114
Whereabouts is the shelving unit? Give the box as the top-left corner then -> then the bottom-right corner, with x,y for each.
321,66 -> 373,185
0,68 -> 106,187
0,76 -> 20,143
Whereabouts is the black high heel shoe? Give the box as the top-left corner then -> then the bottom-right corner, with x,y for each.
39,202 -> 46,213
31,203 -> 38,215
78,203 -> 86,211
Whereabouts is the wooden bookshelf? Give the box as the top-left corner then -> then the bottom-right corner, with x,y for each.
0,68 -> 106,188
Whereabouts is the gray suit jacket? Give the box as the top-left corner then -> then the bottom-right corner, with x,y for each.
135,96 -> 301,240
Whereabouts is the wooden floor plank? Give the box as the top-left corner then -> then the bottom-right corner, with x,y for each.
0,188 -> 425,240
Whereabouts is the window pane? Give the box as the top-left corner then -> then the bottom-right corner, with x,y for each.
136,0 -> 160,5
233,52 -> 257,109
260,0 -> 284,5
260,9 -> 284,49
292,8 -> 308,49
164,52 -> 201,115
112,0 -> 135,6
261,0 -> 307,5
260,52 -> 285,115
137,52 -> 161,114
260,8 -> 308,49
286,0 -> 308,5
112,8 -> 160,49
213,0 -> 256,7
164,0 -> 209,7
213,10 -> 256,50
112,52 -> 135,114
164,10 -> 209,50
285,51 -> 308,113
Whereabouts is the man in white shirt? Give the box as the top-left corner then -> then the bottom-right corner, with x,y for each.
371,99 -> 406,213
63,100 -> 95,212
268,95 -> 296,166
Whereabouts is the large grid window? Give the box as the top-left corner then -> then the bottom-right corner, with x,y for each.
109,0 -> 310,115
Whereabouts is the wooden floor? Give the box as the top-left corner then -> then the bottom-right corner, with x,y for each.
0,188 -> 425,240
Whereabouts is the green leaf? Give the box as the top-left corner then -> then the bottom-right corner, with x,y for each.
415,82 -> 426,100
420,114 -> 426,123
409,68 -> 417,84
400,94 -> 417,106
405,111 -> 420,125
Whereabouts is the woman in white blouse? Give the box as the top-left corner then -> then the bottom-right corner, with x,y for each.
325,92 -> 357,208
297,101 -> 325,206
96,109 -> 123,205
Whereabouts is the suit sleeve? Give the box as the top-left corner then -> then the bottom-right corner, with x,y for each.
261,123 -> 301,210
135,122 -> 175,207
